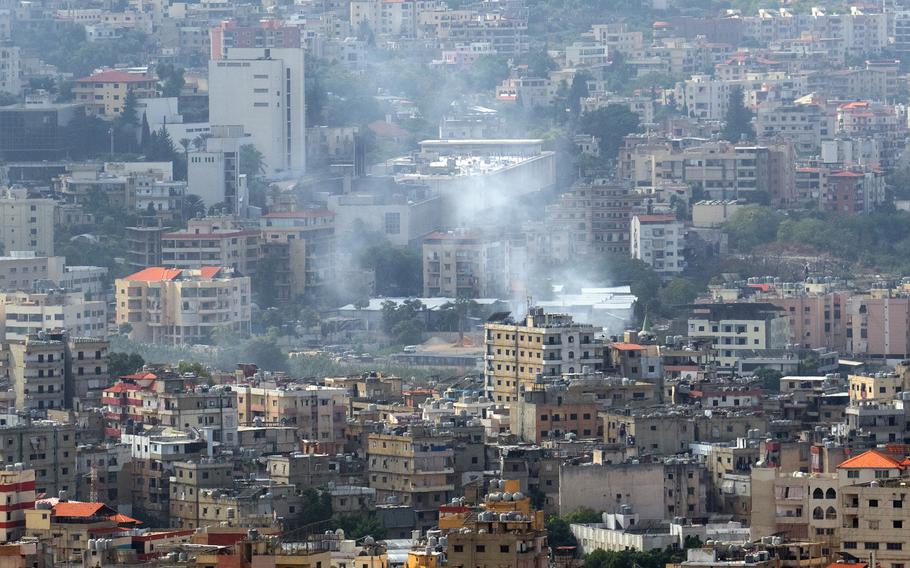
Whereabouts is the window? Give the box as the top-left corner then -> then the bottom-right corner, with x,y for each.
475,545 -> 485,553
453,545 -> 463,553
887,543 -> 903,551
869,499 -> 879,508
500,545 -> 510,553
384,212 -> 400,235
865,543 -> 880,550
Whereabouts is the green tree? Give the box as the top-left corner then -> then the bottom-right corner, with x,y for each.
578,104 -> 641,163
176,361 -> 212,379
241,336 -> 288,372
467,55 -> 511,91
566,72 -> 591,115
109,352 -> 145,377
157,63 -> 185,97
240,144 -> 266,178
722,85 -> 755,143
296,488 -> 333,527
658,277 -> 699,308
118,89 -> 139,128
139,112 -> 151,150
332,512 -> 385,540
724,205 -> 781,251
755,368 -> 783,392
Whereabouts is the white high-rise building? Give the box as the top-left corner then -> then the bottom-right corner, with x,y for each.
208,47 -> 306,175
187,125 -> 249,214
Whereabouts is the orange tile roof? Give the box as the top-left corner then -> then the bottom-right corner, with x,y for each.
109,513 -> 142,525
104,382 -> 143,393
827,563 -> 866,568
837,449 -> 904,470
124,267 -> 182,282
612,343 -> 644,351
53,502 -> 112,518
122,372 -> 157,380
199,267 -> 222,279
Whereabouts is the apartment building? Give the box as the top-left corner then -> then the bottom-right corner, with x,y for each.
208,48 -> 306,174
848,373 -> 903,403
125,226 -> 166,270
441,14 -> 529,55
0,46 -> 21,96
154,387 -> 238,446
367,426 -> 455,529
115,266 -> 251,345
841,478 -> 910,568
2,334 -> 65,411
532,181 -> 642,260
755,103 -> 834,155
484,308 -> 604,403
234,384 -> 348,451
0,468 -> 35,542
72,70 -> 157,118
631,214 -> 685,275
169,458 -> 233,529
750,467 -> 840,542
687,303 -> 790,368
0,191 -> 55,256
122,428 -> 208,525
760,289 -> 848,352
844,294 -> 910,360
0,252 -> 64,292
260,210 -> 335,302
422,230 -> 483,298
0,291 -> 106,341
559,458 -> 709,518
161,217 -> 260,276
209,19 -> 302,60
0,418 -> 77,497
510,384 -> 601,443
349,0 -> 441,38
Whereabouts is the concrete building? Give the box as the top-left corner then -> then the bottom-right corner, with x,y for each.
0,46 -> 21,95
510,384 -> 601,443
209,19 -> 302,60
0,95 -> 85,161
532,181 -> 642,260
326,191 -> 441,247
750,467 -> 840,542
234,384 -> 348,451
0,191 -> 55,256
0,291 -> 106,341
755,103 -> 834,155
559,458 -> 709,518
2,334 -> 65,411
115,266 -> 252,345
0,250 -> 65,292
0,418 -> 76,497
125,226 -> 166,270
72,70 -> 157,118
260,210 -> 335,302
422,230 -> 483,298
0,468 -> 35,542
484,309 -> 604,404
631,214 -> 685,275
208,47 -> 306,174
168,458 -> 233,529
367,426 -> 454,530
840,478 -> 910,567
161,217 -> 260,275
187,125 -> 249,214
688,303 -> 790,368
845,294 -> 910,360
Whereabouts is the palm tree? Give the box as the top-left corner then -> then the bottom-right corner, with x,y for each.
182,194 -> 206,220
192,133 -> 211,151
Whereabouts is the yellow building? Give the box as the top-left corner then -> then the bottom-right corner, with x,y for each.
439,479 -> 549,568
484,308 -> 603,404
73,69 -> 158,118
72,70 -> 157,118
195,535 -> 332,568
367,426 -> 455,530
848,372 -> 903,402
115,266 -> 251,344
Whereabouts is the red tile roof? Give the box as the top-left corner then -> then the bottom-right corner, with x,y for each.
837,449 -> 904,470
124,267 -> 182,282
612,343 -> 644,351
122,372 -> 157,380
75,70 -> 155,84
104,382 -> 143,393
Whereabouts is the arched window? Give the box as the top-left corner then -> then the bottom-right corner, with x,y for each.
813,488 -> 824,499
812,507 -> 824,520
826,488 -> 836,499
825,506 -> 837,520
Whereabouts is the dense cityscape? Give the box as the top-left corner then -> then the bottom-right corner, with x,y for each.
4,0 -> 910,565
